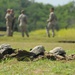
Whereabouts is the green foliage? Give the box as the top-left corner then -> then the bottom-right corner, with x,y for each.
0,0 -> 51,31
0,0 -> 75,31
55,2 -> 75,29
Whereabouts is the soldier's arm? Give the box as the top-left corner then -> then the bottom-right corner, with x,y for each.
5,14 -> 8,20
49,13 -> 54,22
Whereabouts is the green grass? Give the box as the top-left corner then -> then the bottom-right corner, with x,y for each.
0,28 -> 75,43
0,29 -> 75,75
0,58 -> 75,75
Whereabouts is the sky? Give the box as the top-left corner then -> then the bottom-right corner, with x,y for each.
35,0 -> 73,6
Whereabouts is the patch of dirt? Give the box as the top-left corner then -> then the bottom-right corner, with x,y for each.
58,40 -> 75,43
33,69 -> 43,74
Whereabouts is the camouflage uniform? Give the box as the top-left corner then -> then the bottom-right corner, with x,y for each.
46,11 -> 57,37
18,12 -> 29,37
5,9 -> 13,36
10,9 -> 15,36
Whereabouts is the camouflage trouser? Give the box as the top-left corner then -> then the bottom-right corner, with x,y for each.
6,22 -> 13,36
11,20 -> 15,36
19,24 -> 29,37
46,22 -> 56,37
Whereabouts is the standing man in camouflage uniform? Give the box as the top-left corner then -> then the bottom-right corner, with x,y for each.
46,7 -> 57,37
10,9 -> 15,36
5,9 -> 13,36
18,10 -> 29,37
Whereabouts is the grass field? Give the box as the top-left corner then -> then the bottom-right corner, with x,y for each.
0,29 -> 75,75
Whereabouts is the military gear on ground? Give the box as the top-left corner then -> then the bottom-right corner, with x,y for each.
0,53 -> 3,59
49,47 -> 66,57
66,54 -> 75,60
0,44 -> 15,55
30,45 -> 45,58
45,53 -> 66,60
16,50 -> 34,61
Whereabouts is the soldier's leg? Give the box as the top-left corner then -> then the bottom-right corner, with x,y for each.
46,23 -> 51,37
24,26 -> 29,37
11,20 -> 15,36
19,25 -> 24,37
46,28 -> 50,37
52,26 -> 55,37
7,26 -> 10,36
9,25 -> 13,36
7,25 -> 12,36
10,23 -> 13,36
25,30 -> 29,37
23,25 -> 29,37
21,26 -> 24,37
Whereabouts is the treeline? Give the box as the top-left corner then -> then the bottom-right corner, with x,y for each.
0,0 -> 75,31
